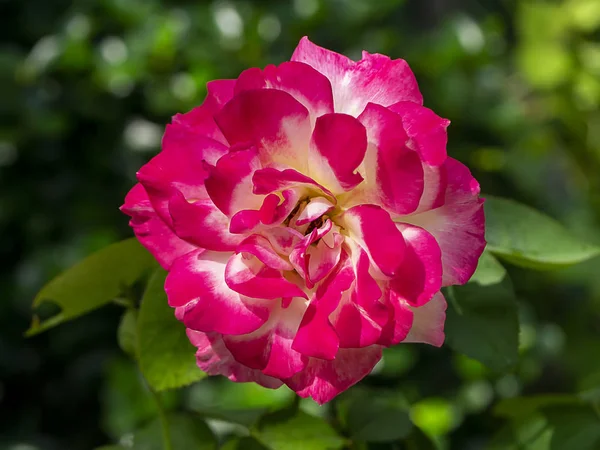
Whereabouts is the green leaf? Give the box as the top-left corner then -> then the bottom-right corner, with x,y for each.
484,196 -> 600,269
255,409 -> 345,450
118,308 -> 138,358
132,413 -> 217,450
27,238 -> 158,336
543,405 -> 600,450
445,252 -> 519,372
494,394 -> 582,419
344,392 -> 412,442
221,437 -> 270,450
136,268 -> 206,391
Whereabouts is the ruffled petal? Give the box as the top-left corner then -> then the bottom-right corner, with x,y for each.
187,330 -> 283,389
169,191 -> 241,251
202,79 -> 236,115
166,250 -> 271,335
341,204 -> 406,277
402,292 -> 447,347
403,158 -> 485,286
353,103 -> 424,215
330,245 -> 388,348
215,89 -> 312,172
235,61 -> 334,120
120,184 -> 197,269
284,346 -> 383,405
291,37 -> 422,116
390,223 -> 442,307
222,298 -> 308,379
225,252 -> 307,300
137,135 -> 228,223
204,147 -> 263,217
308,113 -> 367,193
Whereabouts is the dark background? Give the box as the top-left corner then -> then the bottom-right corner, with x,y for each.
2,0 -> 600,448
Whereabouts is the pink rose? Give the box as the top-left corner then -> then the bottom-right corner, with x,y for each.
121,37 -> 485,404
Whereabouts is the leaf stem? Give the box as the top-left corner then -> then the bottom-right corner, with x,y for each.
149,385 -> 173,450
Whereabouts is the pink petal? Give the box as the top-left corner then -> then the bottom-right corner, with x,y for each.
121,184 -> 197,269
388,101 -> 450,166
306,232 -> 344,285
187,330 -> 283,389
252,167 -> 334,199
166,250 -> 271,335
169,191 -> 241,251
291,259 -> 352,360
341,204 -> 406,277
356,103 -> 424,215
377,289 -> 414,346
402,292 -> 447,347
204,147 -> 263,217
222,298 -> 309,379
262,227 -> 304,255
330,245 -> 388,348
137,135 -> 228,223
403,158 -> 485,286
291,37 -> 422,116
289,220 -> 334,287
229,209 -> 261,234
235,61 -> 334,120
201,79 -> 236,115
236,235 -> 293,271
169,103 -> 228,146
309,113 -> 367,193
296,196 -> 335,226
284,346 -> 383,405
389,224 -> 442,307
225,252 -> 307,300
215,89 -> 312,172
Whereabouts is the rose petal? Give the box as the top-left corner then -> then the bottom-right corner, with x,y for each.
341,204 -> 406,277
402,292 -> 447,347
120,184 -> 197,269
403,158 -> 485,286
166,250 -> 271,335
215,89 -> 312,172
187,329 -> 283,388
309,113 -> 367,193
291,36 -> 422,116
284,346 -> 383,405
235,61 -> 334,120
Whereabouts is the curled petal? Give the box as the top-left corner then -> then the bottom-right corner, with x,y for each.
284,346 -> 383,405
187,330 -> 283,389
296,197 -> 335,226
252,167 -> 333,199
215,89 -> 312,172
309,113 -> 367,193
204,147 -> 263,217
235,61 -> 334,120
169,192 -> 241,251
330,245 -> 388,348
341,204 -> 406,277
403,292 -> 447,347
225,253 -> 307,300
292,36 -> 422,116
202,79 -> 236,115
120,184 -> 197,269
390,224 -> 442,307
237,235 -> 293,271
223,299 -> 308,379
137,135 -> 228,223
354,103 -> 424,215
403,158 -> 485,286
166,250 -> 271,335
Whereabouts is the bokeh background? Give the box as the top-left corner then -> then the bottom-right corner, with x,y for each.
2,0 -> 600,448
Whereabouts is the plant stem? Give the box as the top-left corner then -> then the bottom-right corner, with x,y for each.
149,386 -> 173,450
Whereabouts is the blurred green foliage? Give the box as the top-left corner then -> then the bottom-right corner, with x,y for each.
2,0 -> 600,449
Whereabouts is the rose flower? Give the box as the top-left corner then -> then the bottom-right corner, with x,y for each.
122,37 -> 485,404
